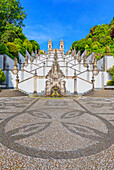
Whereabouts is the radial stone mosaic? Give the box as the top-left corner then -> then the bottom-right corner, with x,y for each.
0,96 -> 113,163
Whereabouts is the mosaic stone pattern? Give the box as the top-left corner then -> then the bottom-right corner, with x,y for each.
0,96 -> 113,169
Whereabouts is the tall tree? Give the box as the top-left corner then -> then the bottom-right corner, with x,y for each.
0,0 -> 27,32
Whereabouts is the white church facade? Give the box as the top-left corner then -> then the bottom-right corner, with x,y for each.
0,39 -> 114,96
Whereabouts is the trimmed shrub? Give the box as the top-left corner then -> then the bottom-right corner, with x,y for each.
0,69 -> 6,82
107,80 -> 114,86
39,50 -> 44,54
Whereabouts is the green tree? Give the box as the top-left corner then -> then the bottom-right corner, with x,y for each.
14,38 -> 26,56
104,46 -> 111,53
0,43 -> 7,54
30,40 -> 40,53
1,30 -> 17,43
99,36 -> 112,46
72,17 -> 114,59
6,42 -> 19,58
0,69 -> 6,82
0,0 -> 27,32
23,39 -> 33,53
85,44 -> 90,51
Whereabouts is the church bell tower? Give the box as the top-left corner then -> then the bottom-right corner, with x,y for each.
48,39 -> 52,52
60,39 -> 64,53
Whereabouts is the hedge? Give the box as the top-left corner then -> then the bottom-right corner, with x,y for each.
107,80 -> 114,86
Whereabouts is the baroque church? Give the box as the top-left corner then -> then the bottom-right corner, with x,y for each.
0,39 -> 114,96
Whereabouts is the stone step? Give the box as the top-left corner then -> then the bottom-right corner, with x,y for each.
0,89 -> 28,97
83,90 -> 114,97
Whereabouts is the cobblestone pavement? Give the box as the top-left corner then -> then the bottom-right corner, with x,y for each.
0,96 -> 114,169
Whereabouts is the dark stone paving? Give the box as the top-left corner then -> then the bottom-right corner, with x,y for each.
0,96 -> 113,168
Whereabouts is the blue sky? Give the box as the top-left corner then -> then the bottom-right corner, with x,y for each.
21,0 -> 114,52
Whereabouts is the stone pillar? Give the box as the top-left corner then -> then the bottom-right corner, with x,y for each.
6,64 -> 9,89
64,58 -> 65,66
43,62 -> 45,76
21,63 -> 24,81
104,56 -> 107,71
33,71 -> 38,96
91,75 -> 95,90
74,71 -> 77,94
102,72 -> 104,89
46,58 -> 48,66
16,74 -> 19,90
66,62 -> 68,76
89,62 -> 92,71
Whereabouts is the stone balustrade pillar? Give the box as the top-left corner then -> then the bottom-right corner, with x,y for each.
74,71 -> 77,94
16,74 -> 19,90
43,62 -> 45,76
102,72 -> 104,89
33,71 -> 38,96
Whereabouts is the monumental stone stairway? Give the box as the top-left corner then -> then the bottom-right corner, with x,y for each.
83,89 -> 114,97
1,39 -> 114,96
0,89 -> 28,97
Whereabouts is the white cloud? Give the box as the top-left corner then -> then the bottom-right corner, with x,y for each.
23,22 -> 72,45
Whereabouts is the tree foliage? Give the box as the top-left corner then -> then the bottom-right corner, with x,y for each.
0,0 -> 40,60
23,39 -> 33,53
0,0 -> 27,31
1,30 -> 17,43
0,69 -> 6,83
72,17 -> 114,58
30,40 -> 40,53
6,42 -> 18,58
0,43 -> 7,54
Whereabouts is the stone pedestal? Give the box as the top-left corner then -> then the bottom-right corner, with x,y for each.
33,74 -> 38,96
16,74 -> 19,90
74,78 -> 77,94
